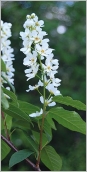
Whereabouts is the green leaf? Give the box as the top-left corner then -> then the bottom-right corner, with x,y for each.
1,89 -> 9,109
2,87 -> 18,105
5,114 -> 12,130
53,95 -> 86,111
13,120 -> 30,129
1,59 -> 6,72
18,100 -> 40,114
32,131 -> 49,149
23,131 -> 38,154
1,140 -> 11,160
43,119 -> 52,142
1,113 -> 12,130
9,149 -> 34,168
46,114 -> 56,130
2,103 -> 31,123
49,107 -> 86,135
41,145 -> 62,171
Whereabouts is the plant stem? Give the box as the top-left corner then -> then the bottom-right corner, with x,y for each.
36,73 -> 46,168
1,135 -> 41,171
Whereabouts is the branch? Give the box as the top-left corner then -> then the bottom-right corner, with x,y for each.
1,135 -> 41,171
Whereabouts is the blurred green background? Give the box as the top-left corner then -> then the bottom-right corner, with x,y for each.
1,1 -> 86,171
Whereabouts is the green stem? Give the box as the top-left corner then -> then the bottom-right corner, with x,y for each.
37,89 -> 43,97
36,74 -> 42,80
36,72 -> 46,168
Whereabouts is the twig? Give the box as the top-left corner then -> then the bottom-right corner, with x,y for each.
1,134 -> 41,171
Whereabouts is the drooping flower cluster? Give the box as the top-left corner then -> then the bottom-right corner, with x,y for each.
1,20 -> 15,88
20,13 -> 61,117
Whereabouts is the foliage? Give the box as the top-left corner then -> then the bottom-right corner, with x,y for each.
1,1 -> 86,171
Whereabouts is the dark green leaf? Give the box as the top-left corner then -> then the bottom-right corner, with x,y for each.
1,140 -> 11,160
53,95 -> 86,111
9,149 -> 34,168
41,145 -> 62,170
13,120 -> 30,129
49,107 -> 86,134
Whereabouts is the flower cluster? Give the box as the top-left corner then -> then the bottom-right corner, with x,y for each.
1,20 -> 15,88
20,13 -> 61,117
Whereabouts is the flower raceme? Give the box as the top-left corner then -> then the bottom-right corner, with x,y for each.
20,13 -> 61,117
1,20 -> 15,88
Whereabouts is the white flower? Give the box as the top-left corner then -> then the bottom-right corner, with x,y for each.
20,40 -> 33,54
46,53 -> 59,66
35,43 -> 53,58
30,30 -> 47,44
20,29 -> 31,41
1,20 -> 12,38
20,13 -> 61,96
40,96 -> 56,107
23,51 -> 37,66
42,59 -> 58,75
26,85 -> 39,92
35,20 -> 44,28
23,19 -> 35,29
26,13 -> 38,22
25,63 -> 39,81
51,78 -> 61,87
40,38 -> 49,45
1,20 -> 15,87
26,80 -> 42,92
46,83 -> 61,96
29,108 -> 43,117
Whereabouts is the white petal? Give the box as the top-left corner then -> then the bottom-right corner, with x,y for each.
40,96 -> 44,104
48,102 -> 56,107
29,112 -> 38,117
